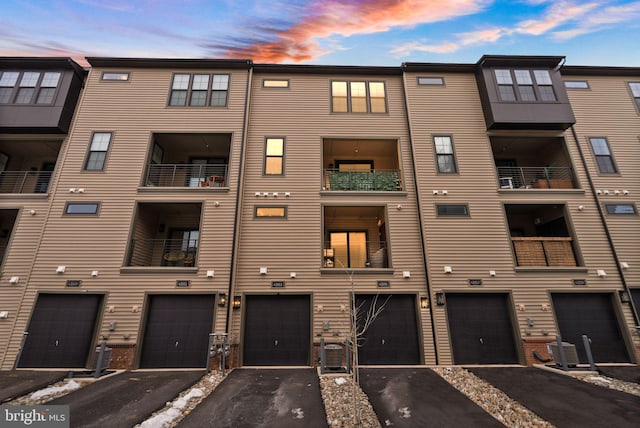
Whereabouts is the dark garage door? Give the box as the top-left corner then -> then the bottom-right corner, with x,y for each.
552,293 -> 630,363
446,293 -> 518,364
243,295 -> 310,366
140,294 -> 215,368
19,294 -> 102,368
355,294 -> 420,365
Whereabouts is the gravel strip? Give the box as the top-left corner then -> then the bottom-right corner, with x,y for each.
319,374 -> 381,428
432,367 -> 554,428
7,378 -> 95,405
134,371 -> 226,428
570,373 -> 640,397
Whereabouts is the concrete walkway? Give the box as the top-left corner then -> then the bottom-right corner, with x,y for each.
470,367 -> 640,428
0,370 -> 67,403
49,371 -> 203,428
359,368 -> 504,427
178,368 -> 327,428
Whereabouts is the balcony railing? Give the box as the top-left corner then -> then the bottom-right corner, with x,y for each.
145,164 -> 228,188
323,241 -> 388,268
497,167 -> 576,189
0,171 -> 52,194
128,238 -> 198,267
512,237 -> 577,267
324,170 -> 402,191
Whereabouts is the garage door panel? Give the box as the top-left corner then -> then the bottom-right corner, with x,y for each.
243,295 -> 310,366
19,294 -> 102,368
446,293 -> 518,365
140,295 -> 215,368
356,294 -> 420,365
552,293 -> 630,363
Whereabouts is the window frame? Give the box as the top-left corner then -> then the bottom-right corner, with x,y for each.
262,79 -> 290,88
432,135 -> 458,174
0,70 -> 62,105
167,73 -> 230,107
84,131 -> 113,172
254,206 -> 288,219
64,202 -> 100,216
493,68 -> 558,103
588,137 -> 618,174
604,203 -> 637,215
330,80 -> 387,114
436,204 -> 470,217
263,137 -> 285,176
101,72 -> 130,81
417,76 -> 445,86
328,229 -> 370,269
564,80 -> 590,89
628,82 -> 640,112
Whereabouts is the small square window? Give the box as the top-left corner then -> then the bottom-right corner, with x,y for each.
41,72 -> 61,87
102,72 -> 130,81
20,72 -> 40,87
65,203 -> 100,215
436,204 -> 469,216
36,87 -> 56,104
263,79 -> 289,88
0,72 -> 19,87
255,206 -> 287,218
564,80 -> 589,89
417,77 -> 444,85
514,70 -> 533,85
605,203 -> 637,215
495,70 -> 513,84
533,70 -> 552,85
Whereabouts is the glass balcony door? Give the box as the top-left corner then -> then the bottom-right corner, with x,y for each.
330,231 -> 367,268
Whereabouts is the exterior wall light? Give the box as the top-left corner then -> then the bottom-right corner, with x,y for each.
232,296 -> 241,309
218,293 -> 227,307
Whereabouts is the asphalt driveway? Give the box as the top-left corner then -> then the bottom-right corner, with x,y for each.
359,368 -> 503,427
469,367 -> 640,428
0,370 -> 68,403
49,370 -> 203,428
597,365 -> 640,384
178,368 -> 327,428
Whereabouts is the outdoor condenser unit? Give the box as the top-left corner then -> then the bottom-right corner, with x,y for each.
548,342 -> 579,367
324,344 -> 343,369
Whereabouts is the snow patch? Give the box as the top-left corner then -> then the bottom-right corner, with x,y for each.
334,377 -> 348,385
139,388 -> 204,428
30,379 -> 81,400
398,407 -> 411,418
385,419 -> 394,426
173,388 -> 204,409
588,376 -> 611,384
291,408 -> 304,419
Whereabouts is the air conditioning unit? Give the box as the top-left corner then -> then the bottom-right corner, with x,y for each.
323,344 -> 343,369
547,342 -> 579,367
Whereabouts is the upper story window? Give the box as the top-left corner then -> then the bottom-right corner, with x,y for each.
255,206 -> 287,218
0,71 -> 61,105
65,202 -> 100,215
629,82 -> 640,111
331,80 -> 387,113
436,204 -> 469,216
605,203 -> 637,215
564,80 -> 589,89
168,73 -> 229,107
84,132 -> 112,171
264,137 -> 284,175
494,69 -> 556,102
588,137 -> 618,174
101,72 -> 130,81
263,79 -> 289,88
433,135 -> 457,173
418,77 -> 445,86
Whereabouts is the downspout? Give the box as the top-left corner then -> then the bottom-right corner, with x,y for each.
401,66 -> 439,364
570,125 -> 640,328
225,63 -> 253,334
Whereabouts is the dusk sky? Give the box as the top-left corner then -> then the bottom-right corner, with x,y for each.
2,0 -> 640,67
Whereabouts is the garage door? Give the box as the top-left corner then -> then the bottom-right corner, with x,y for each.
140,295 -> 215,368
446,293 -> 518,364
355,294 -> 420,365
243,295 -> 310,366
552,293 -> 630,363
19,294 -> 102,368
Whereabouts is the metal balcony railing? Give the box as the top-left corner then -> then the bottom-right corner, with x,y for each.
0,171 -> 52,194
128,238 -> 199,267
323,241 -> 388,268
497,167 -> 576,189
145,164 -> 228,188
324,169 -> 402,191
512,237 -> 577,267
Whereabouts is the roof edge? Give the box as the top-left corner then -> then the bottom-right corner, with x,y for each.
253,63 -> 402,75
86,57 -> 253,69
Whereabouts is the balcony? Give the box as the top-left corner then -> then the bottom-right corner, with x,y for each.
0,140 -> 61,195
324,169 -> 401,191
512,237 -> 576,267
145,163 -> 227,188
323,240 -> 388,269
497,166 -> 576,190
0,209 -> 18,265
0,170 -> 53,193
128,238 -> 198,267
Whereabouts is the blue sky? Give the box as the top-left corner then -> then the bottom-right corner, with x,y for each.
1,0 -> 639,66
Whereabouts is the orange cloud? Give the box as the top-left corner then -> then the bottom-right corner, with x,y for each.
224,0 -> 490,62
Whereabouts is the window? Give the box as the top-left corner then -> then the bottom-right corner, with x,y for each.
168,73 -> 229,107
255,206 -> 287,218
85,132 -> 112,171
433,136 -> 457,173
436,204 -> 469,216
588,137 -> 617,174
418,77 -> 445,86
263,79 -> 289,88
15,72 -> 39,104
264,138 -> 284,175
605,203 -> 637,215
331,80 -> 387,113
0,71 -> 61,105
494,69 -> 556,102
329,231 -> 367,268
101,72 -> 130,81
36,72 -> 61,104
629,82 -> 640,110
65,203 -> 99,215
564,80 -> 589,89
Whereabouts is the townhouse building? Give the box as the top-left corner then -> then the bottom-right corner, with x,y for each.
0,55 -> 637,370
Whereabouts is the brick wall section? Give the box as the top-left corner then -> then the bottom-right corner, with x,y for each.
522,337 -> 555,366
108,344 -> 136,370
